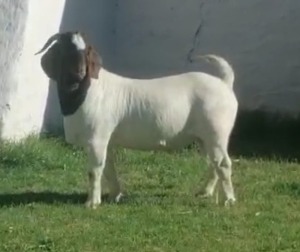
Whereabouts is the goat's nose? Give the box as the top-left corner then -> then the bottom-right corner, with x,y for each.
78,69 -> 86,78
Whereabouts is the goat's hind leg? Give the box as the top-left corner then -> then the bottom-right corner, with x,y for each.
195,139 -> 219,199
208,144 -> 235,206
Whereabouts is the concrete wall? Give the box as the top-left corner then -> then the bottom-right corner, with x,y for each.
111,0 -> 300,114
0,0 -> 66,141
1,0 -> 300,141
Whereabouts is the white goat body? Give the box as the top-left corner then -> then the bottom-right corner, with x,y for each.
64,57 -> 238,208
36,32 -> 238,209
65,67 -> 236,151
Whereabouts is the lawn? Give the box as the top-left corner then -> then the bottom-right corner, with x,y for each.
0,136 -> 299,252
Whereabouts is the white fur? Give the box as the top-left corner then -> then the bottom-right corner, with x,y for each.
71,33 -> 86,50
63,54 -> 238,209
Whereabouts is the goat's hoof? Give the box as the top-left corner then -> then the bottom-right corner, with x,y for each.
107,192 -> 125,203
114,192 -> 124,203
195,190 -> 213,198
85,199 -> 101,209
224,198 -> 236,207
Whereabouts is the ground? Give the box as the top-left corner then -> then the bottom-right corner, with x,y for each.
0,136 -> 299,252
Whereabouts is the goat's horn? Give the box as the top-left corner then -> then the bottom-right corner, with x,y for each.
34,33 -> 61,55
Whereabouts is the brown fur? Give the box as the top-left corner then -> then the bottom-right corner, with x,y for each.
39,32 -> 102,81
86,45 -> 102,79
37,32 -> 103,116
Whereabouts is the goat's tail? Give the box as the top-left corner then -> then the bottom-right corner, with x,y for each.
193,54 -> 235,89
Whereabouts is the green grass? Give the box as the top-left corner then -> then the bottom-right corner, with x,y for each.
0,136 -> 300,252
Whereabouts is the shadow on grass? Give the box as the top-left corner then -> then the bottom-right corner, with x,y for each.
273,182 -> 300,199
0,191 -> 208,208
229,110 -> 300,161
0,191 -> 86,207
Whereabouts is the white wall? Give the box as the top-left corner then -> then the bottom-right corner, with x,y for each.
1,0 -> 300,141
0,0 -> 66,141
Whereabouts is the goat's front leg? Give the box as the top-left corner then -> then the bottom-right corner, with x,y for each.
85,140 -> 109,209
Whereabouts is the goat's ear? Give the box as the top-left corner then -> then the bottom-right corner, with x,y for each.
40,43 -> 60,80
86,45 -> 102,79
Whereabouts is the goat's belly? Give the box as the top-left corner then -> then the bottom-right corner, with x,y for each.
111,132 -> 194,151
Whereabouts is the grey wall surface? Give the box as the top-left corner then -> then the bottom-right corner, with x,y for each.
111,0 -> 300,113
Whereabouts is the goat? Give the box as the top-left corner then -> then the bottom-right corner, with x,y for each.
36,31 -> 238,209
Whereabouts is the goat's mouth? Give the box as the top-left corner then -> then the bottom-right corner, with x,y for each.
68,82 -> 80,92
72,72 -> 86,81
57,80 -> 78,91
66,70 -> 86,81
58,74 -> 86,93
